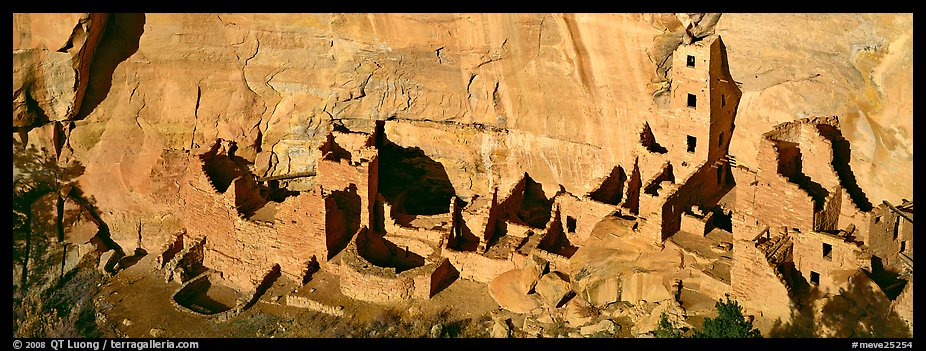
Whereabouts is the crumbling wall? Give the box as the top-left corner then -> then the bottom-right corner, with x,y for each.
730,234 -> 792,323
163,236 -> 206,283
754,138 -> 815,233
229,176 -> 268,219
730,166 -> 761,242
839,199 -> 871,244
537,205 -> 578,258
680,209 -> 713,236
793,231 -> 868,294
588,165 -> 627,205
797,123 -> 840,190
622,157 -> 643,215
529,248 -> 570,275
892,275 -> 914,334
442,248 -> 518,283
867,203 -> 910,271
200,144 -> 244,194
316,155 -> 377,228
496,176 -> 527,221
555,193 -> 619,244
338,241 -> 416,304
180,165 -> 235,245
814,187 -> 842,233
156,232 -> 184,269
455,194 -> 498,250
706,36 -> 740,165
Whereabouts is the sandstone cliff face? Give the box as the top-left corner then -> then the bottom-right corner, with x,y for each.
11,13 -> 912,252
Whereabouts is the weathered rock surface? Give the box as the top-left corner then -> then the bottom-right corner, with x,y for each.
534,272 -> 572,308
563,296 -> 598,327
621,272 -> 672,304
11,13 -> 912,300
518,254 -> 548,293
13,13 -> 109,127
488,268 -> 540,313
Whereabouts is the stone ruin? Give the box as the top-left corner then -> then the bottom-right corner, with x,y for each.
154,34 -> 912,335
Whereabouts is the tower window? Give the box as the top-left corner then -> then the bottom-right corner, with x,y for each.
687,135 -> 696,153
900,240 -> 907,253
823,243 -> 833,260
721,94 -> 726,107
687,93 -> 697,108
686,55 -> 695,68
875,216 -> 881,224
810,271 -> 820,285
566,216 -> 577,233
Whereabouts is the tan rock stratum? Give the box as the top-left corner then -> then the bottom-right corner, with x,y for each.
12,14 -> 911,254
12,13 -> 913,337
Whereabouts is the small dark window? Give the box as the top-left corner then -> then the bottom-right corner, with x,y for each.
687,135 -> 696,153
566,216 -> 577,233
686,55 -> 695,68
823,243 -> 833,260
721,94 -> 726,107
810,271 -> 820,285
716,165 -> 724,185
900,241 -> 907,253
874,216 -> 881,224
719,132 -> 725,147
687,93 -> 697,108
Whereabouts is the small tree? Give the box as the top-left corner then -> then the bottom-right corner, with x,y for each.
694,295 -> 762,338
653,312 -> 683,338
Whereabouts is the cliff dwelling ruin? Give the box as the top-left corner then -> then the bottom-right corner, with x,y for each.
153,34 -> 913,334
12,13 -> 913,339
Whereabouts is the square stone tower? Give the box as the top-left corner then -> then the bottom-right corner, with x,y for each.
668,35 -> 741,174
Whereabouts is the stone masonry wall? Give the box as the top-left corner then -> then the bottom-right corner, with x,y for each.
442,248 -> 517,283
793,231 -> 867,294
731,235 -> 792,323
754,138 -> 815,233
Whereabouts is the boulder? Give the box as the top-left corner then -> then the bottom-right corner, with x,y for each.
489,268 -> 540,313
491,318 -> 513,338
98,249 -> 122,273
563,297 -> 598,327
518,254 -> 548,293
580,319 -> 618,336
535,272 -> 572,308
